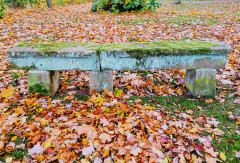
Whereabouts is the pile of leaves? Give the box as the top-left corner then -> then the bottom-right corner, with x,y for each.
0,0 -> 240,162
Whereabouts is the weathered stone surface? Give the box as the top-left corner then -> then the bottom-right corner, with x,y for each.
91,0 -> 98,3
28,70 -> 61,96
185,68 -> 216,97
100,52 -> 227,70
6,47 -> 100,71
173,0 -> 181,5
89,71 -> 113,92
6,41 -> 231,71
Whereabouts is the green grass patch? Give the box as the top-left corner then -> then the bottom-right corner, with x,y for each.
128,94 -> 240,162
74,95 -> 89,101
233,13 -> 240,17
28,83 -> 48,95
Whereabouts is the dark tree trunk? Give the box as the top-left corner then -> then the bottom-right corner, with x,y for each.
173,0 -> 181,4
46,0 -> 53,8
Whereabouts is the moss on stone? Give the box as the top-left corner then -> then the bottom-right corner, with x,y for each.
16,42 -> 88,53
16,41 -> 221,57
28,83 -> 48,95
193,77 -> 216,97
10,63 -> 36,70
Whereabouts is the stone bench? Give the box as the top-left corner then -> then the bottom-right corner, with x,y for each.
6,41 -> 231,97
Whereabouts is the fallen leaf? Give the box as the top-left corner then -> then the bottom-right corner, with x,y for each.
99,133 -> 112,143
220,152 -> 226,161
28,143 -> 45,156
1,85 -> 14,98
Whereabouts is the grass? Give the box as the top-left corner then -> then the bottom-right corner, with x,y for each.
164,15 -> 218,25
233,13 -> 240,17
128,93 -> 240,162
0,133 -> 28,161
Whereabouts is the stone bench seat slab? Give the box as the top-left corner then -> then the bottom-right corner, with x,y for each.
7,47 -> 100,71
6,41 -> 231,71
100,52 -> 227,70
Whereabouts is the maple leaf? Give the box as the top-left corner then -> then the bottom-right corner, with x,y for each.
205,156 -> 220,163
205,147 -> 219,157
99,117 -> 110,126
99,133 -> 112,143
28,143 -> 45,156
1,85 -> 14,98
14,107 -> 25,116
93,157 -> 102,163
81,141 -> 95,156
130,147 -> 142,156
161,123 -> 168,130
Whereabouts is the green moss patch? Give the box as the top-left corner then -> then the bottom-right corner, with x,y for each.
16,42 -> 88,53
16,41 -> 221,56
29,83 -> 48,95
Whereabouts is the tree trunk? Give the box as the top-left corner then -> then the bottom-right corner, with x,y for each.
46,0 -> 53,8
173,0 -> 181,5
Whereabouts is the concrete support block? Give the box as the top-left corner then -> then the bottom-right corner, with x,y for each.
28,70 -> 61,96
89,70 -> 113,93
184,68 -> 216,97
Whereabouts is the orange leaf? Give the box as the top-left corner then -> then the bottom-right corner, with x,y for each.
14,107 -> 25,116
1,85 -> 14,98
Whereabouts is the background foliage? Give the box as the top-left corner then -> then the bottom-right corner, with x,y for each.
91,0 -> 161,13
0,0 -> 7,18
0,0 -> 88,19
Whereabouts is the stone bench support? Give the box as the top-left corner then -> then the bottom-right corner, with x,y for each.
185,68 -> 216,97
28,70 -> 61,96
89,70 -> 113,92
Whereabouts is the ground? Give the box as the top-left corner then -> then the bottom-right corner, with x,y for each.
0,0 -> 240,162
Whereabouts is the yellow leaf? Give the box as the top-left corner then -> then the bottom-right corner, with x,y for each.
163,157 -> 169,163
36,108 -> 43,113
144,106 -> 153,110
1,85 -> 14,98
189,128 -> 197,133
76,112 -> 81,117
11,136 -> 17,141
82,139 -> 89,146
37,154 -> 44,161
220,152 -> 226,161
43,141 -> 51,149
235,121 -> 240,125
103,148 -> 109,158
40,118 -> 48,127
177,89 -> 182,95
96,97 -> 103,106
9,33 -> 14,37
42,29 -> 48,33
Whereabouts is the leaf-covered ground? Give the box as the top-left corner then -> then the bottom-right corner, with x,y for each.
0,0 -> 240,162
